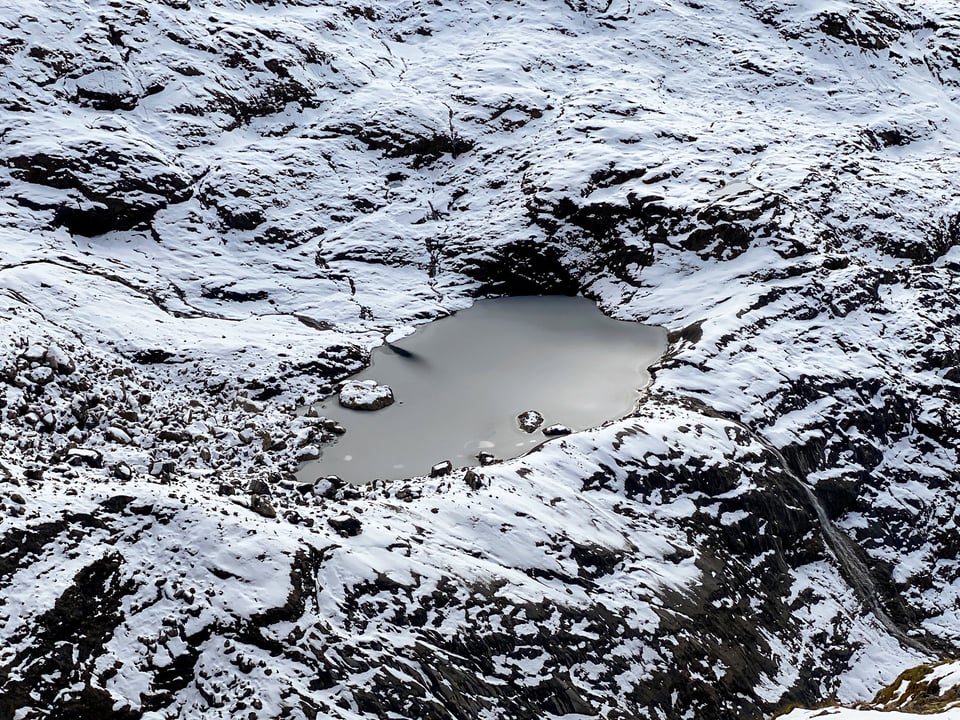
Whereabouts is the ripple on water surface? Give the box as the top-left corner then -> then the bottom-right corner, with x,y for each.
297,295 -> 666,484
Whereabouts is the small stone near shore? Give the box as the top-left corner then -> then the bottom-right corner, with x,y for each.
477,452 -> 496,466
430,460 -> 453,477
328,514 -> 362,537
517,410 -> 544,433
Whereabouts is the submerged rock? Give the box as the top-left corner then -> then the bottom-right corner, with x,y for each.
338,380 -> 395,411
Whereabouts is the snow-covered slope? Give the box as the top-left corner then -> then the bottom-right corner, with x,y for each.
783,659 -> 960,718
2,0 -> 960,718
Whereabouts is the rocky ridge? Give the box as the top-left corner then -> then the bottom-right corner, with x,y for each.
1,1 -> 960,718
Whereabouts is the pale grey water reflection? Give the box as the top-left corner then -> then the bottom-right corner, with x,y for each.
298,296 -> 665,484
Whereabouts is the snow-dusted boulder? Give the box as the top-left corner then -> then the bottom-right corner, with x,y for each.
65,68 -> 142,112
517,409 -> 544,433
338,380 -> 395,411
429,460 -> 453,477
43,343 -> 75,375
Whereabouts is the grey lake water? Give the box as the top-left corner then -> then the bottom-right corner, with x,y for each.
298,295 -> 666,484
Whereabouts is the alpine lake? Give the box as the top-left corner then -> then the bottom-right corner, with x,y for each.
297,295 -> 666,484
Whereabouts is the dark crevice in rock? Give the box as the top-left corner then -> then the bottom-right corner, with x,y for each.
455,240 -> 581,297
201,285 -> 269,303
329,121 -> 475,169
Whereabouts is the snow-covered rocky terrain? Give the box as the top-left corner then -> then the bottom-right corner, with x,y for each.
782,659 -> 960,717
2,0 -> 960,718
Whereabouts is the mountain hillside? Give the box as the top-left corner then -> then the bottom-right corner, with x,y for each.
2,1 -> 960,718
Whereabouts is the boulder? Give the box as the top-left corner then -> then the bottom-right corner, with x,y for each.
328,514 -> 362,537
463,469 -> 483,490
6,133 -> 192,236
517,410 -> 544,433
308,475 -> 346,499
65,447 -> 103,468
430,460 -> 453,477
44,344 -> 76,375
339,380 -> 395,411
66,69 -> 141,111
107,427 -> 132,444
245,477 -> 271,496
249,494 -> 277,519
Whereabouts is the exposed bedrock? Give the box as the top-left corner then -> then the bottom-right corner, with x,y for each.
5,136 -> 192,236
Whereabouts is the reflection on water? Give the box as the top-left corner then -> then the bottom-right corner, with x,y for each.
297,295 -> 666,484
